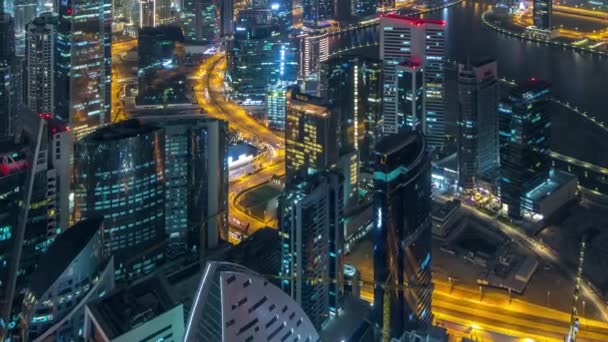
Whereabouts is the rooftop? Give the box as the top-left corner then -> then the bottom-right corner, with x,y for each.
510,78 -> 551,98
29,216 -> 104,298
525,169 -> 577,202
83,119 -> 162,142
380,13 -> 445,26
86,274 -> 177,339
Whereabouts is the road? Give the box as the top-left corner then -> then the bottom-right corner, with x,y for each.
111,39 -> 137,122
194,53 -> 284,238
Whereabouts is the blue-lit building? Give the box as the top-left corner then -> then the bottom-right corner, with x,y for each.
373,129 -> 433,338
22,217 -> 115,341
267,83 -> 287,130
55,0 -> 111,137
457,59 -> 500,191
352,0 -> 376,17
498,79 -> 552,220
74,120 -> 167,282
138,115 -> 228,256
533,0 -> 552,30
228,9 -> 297,105
279,171 -> 344,330
182,0 -> 220,45
0,13 -> 17,139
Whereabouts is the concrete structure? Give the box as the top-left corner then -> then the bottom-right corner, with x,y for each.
521,169 -> 578,221
184,261 -> 320,342
25,13 -> 58,116
22,217 -> 115,341
83,275 -> 184,342
379,14 -> 446,148
279,171 -> 344,329
396,60 -> 425,130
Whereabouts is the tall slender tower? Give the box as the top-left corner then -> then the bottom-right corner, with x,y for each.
0,13 -> 17,139
379,14 -> 446,148
56,0 -> 112,137
26,13 -> 58,116
373,129 -> 433,338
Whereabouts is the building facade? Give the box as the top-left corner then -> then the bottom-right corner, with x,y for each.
533,0 -> 552,30
379,15 -> 446,148
26,13 -> 57,116
56,0 -> 112,136
499,79 -> 552,219
457,59 -> 499,190
298,27 -> 329,81
74,120 -> 166,282
396,60 -> 424,130
0,13 -> 17,139
182,0 -> 220,45
267,84 -> 287,130
373,129 -> 433,338
279,172 -> 344,329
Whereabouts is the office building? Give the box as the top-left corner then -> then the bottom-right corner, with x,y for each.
499,79 -> 552,219
25,13 -> 57,116
157,0 -> 175,25
267,84 -> 287,130
302,0 -> 334,28
379,15 -> 446,148
457,59 -> 499,190
56,0 -> 112,137
219,0 -> 233,37
22,217 -> 115,341
182,0 -> 220,45
298,27 -> 329,81
13,0 -> 39,53
373,129 -> 433,338
0,13 -> 17,139
74,120 -> 167,282
136,25 -> 188,106
533,0 -> 552,30
184,261 -> 320,342
138,115 -> 228,255
396,60 -> 425,130
279,172 -> 344,329
285,88 -> 339,181
228,10 -> 297,105
352,0 -> 376,17
84,275 -> 184,342
139,0 -> 156,27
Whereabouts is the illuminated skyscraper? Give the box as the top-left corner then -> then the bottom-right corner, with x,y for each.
373,129 -> 433,338
298,27 -> 329,82
279,171 -> 344,329
457,59 -> 499,191
139,0 -> 156,27
351,0 -> 375,17
396,60 -> 424,130
13,0 -> 39,53
379,15 -> 446,148
56,0 -> 112,137
285,88 -> 338,182
533,0 -> 552,30
26,13 -> 57,116
74,120 -> 166,282
0,13 -> 17,139
267,84 -> 287,130
182,0 -> 220,44
302,0 -> 334,27
499,79 -> 552,219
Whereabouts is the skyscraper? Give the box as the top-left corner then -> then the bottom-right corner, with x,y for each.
379,15 -> 446,148
351,0 -> 375,17
298,27 -> 329,82
26,13 -> 57,116
74,120 -> 166,282
373,129 -> 433,338
13,0 -> 39,53
267,84 -> 287,130
499,79 -> 552,219
279,171 -> 344,329
457,59 -> 500,190
139,0 -> 156,27
302,0 -> 334,28
182,0 -> 220,44
138,115 -> 228,256
0,13 -> 17,139
56,0 -> 112,136
396,60 -> 424,129
533,0 -> 552,30
285,88 -> 338,181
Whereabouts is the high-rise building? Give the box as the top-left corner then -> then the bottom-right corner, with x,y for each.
136,25 -> 187,106
499,79 -> 552,219
25,13 -> 57,116
302,0 -> 334,28
219,0 -> 233,37
184,261 -> 320,342
267,84 -> 287,130
373,129 -> 433,338
156,0 -> 175,25
351,0 -> 375,17
379,15 -> 446,148
533,0 -> 552,30
396,60 -> 425,130
457,59 -> 500,191
22,217 -> 115,341
13,0 -> 39,53
279,171 -> 344,329
182,0 -> 220,45
56,0 -> 112,137
74,119 -> 167,282
0,13 -> 17,139
228,10 -> 297,105
285,88 -> 338,181
298,27 -> 329,81
138,115 -> 228,255
139,0 -> 156,27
